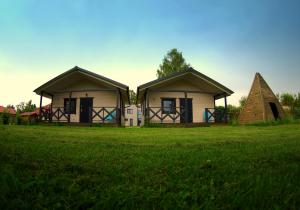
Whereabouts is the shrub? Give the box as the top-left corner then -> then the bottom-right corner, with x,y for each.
15,114 -> 22,125
216,105 -> 241,124
29,117 -> 38,125
0,111 -> 11,125
18,116 -> 38,125
229,118 -> 239,126
293,107 -> 300,119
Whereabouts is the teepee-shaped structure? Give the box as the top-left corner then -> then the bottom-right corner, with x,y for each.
239,73 -> 285,124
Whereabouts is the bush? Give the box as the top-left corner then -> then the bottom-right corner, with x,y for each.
0,112 -> 11,125
293,107 -> 300,119
229,118 -> 239,126
18,116 -> 38,125
15,114 -> 22,125
29,117 -> 38,125
216,105 -> 241,124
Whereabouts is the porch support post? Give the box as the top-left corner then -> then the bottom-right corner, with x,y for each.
184,92 -> 188,124
145,89 -> 149,123
39,91 -> 43,120
213,96 -> 216,109
143,95 -> 146,115
68,92 -> 72,123
116,89 -> 121,126
49,95 -> 53,122
224,95 -> 228,123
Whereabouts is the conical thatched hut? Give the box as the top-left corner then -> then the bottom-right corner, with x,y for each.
239,73 -> 285,124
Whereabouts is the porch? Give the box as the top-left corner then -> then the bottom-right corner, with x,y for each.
141,91 -> 229,124
40,106 -> 121,124
145,107 -> 228,124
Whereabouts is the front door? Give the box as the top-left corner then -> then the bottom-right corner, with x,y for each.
130,118 -> 133,126
180,98 -> 193,123
80,98 -> 93,123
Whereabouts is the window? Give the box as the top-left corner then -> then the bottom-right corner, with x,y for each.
127,109 -> 133,114
64,98 -> 77,114
161,98 -> 176,114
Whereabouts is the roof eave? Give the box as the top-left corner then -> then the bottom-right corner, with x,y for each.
33,66 -> 129,94
137,68 -> 234,97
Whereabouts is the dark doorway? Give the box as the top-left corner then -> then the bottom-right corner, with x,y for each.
80,98 -> 93,123
269,102 -> 279,120
180,98 -> 193,123
130,118 -> 133,126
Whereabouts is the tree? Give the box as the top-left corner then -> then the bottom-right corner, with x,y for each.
239,96 -> 247,108
6,104 -> 15,109
280,93 -> 295,111
295,93 -> 300,107
16,100 -> 36,113
129,90 -> 137,105
0,110 -> 10,124
156,48 -> 190,78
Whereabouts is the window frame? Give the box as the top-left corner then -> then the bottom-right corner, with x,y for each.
161,98 -> 176,114
64,98 -> 77,114
127,109 -> 133,114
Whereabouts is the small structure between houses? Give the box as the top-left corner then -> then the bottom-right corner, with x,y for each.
238,73 -> 285,124
137,68 -> 234,125
124,105 -> 142,126
34,66 -> 129,125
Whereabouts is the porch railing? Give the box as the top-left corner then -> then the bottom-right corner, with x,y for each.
40,107 -> 120,124
204,108 -> 227,123
145,107 -> 185,123
144,107 -> 228,124
40,107 -> 69,122
92,107 -> 120,123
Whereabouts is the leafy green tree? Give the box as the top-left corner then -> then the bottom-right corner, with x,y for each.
129,90 -> 137,105
280,93 -> 295,110
0,109 -> 10,124
156,48 -> 190,78
295,93 -> 300,107
6,104 -> 15,109
16,100 -> 36,113
239,96 -> 247,108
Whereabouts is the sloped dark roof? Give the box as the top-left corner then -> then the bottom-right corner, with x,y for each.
137,67 -> 234,100
34,66 -> 129,93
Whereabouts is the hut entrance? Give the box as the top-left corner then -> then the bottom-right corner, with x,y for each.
269,102 -> 279,120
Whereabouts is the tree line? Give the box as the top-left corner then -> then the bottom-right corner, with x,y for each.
5,100 -> 37,114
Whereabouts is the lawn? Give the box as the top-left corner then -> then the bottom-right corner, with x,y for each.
0,124 -> 300,209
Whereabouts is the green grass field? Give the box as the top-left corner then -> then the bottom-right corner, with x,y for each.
1,124 -> 300,209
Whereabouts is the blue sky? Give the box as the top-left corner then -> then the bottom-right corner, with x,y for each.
0,0 -> 300,105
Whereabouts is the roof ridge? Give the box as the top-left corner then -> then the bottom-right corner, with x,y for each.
138,68 -> 234,94
34,66 -> 129,94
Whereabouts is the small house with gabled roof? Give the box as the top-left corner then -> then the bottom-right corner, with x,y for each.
136,68 -> 234,125
34,66 -> 129,125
